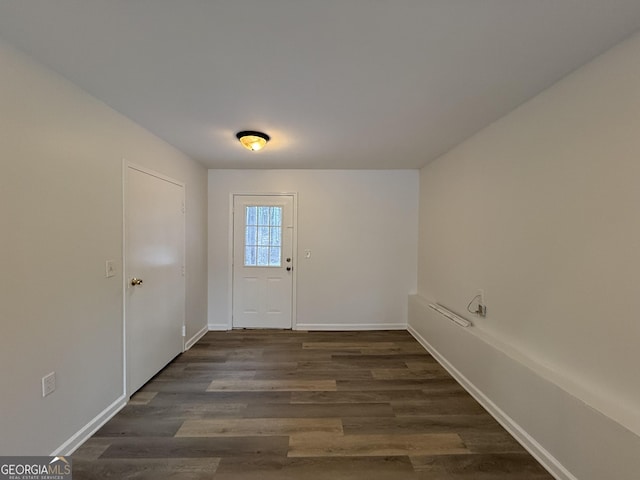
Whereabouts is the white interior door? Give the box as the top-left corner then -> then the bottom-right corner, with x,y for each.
125,165 -> 185,395
233,195 -> 294,329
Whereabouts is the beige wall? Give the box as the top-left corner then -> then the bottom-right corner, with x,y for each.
208,169 -> 418,330
0,40 -> 207,455
414,31 -> 640,479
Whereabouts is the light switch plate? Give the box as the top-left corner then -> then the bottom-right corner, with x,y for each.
105,260 -> 116,278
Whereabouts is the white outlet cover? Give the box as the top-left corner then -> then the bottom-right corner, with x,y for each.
42,372 -> 56,397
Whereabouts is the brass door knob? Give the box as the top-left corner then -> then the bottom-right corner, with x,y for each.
130,278 -> 143,286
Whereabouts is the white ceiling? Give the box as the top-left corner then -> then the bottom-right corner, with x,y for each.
1,1 -> 640,169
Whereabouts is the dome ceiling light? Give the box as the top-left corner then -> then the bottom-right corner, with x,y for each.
236,131 -> 270,151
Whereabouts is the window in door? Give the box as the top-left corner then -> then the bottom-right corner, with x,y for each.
244,206 -> 282,267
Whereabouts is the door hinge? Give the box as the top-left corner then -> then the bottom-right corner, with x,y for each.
181,202 -> 185,214
181,265 -> 185,276
182,325 -> 186,337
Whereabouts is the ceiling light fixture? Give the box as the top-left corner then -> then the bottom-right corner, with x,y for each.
236,130 -> 270,151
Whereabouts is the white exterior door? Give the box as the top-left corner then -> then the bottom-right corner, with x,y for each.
125,165 -> 185,395
232,195 -> 294,329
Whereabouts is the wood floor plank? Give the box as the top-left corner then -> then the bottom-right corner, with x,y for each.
213,456 -> 417,480
260,351 -> 335,362
72,329 -> 553,480
458,431 -> 529,454
405,359 -> 442,369
94,416 -> 183,437
290,389 -> 428,404
127,391 -> 157,405
391,397 -> 486,416
100,436 -> 290,459
72,457 -> 220,480
138,380 -> 212,393
72,438 -> 112,461
411,453 -> 552,478
288,432 -> 469,457
302,342 -> 399,350
243,402 -> 395,419
105,403 -> 247,422
207,379 -> 337,392
372,367 -> 450,380
254,368 -> 373,381
342,415 -> 504,435
421,382 -> 469,397
337,378 -> 458,391
149,391 -> 292,406
299,358 -> 409,369
176,418 -> 343,437
154,370 -> 257,382
333,352 -> 432,361
187,361 -> 298,371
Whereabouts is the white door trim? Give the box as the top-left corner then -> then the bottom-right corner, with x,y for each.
122,159 -> 186,397
227,192 -> 298,330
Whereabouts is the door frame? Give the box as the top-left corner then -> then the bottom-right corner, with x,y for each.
228,192 -> 298,330
122,159 -> 187,397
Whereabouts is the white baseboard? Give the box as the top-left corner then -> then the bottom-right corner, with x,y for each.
185,325 -> 208,350
52,323 -> 208,457
407,294 -> 640,480
208,322 -> 406,331
208,323 -> 230,331
407,324 -> 574,480
294,323 -> 407,331
50,394 -> 127,456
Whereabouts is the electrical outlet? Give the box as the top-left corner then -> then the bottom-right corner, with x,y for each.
42,372 -> 56,397
477,289 -> 485,306
477,289 -> 487,317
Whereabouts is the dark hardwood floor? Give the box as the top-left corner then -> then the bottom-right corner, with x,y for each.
72,330 -> 553,479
